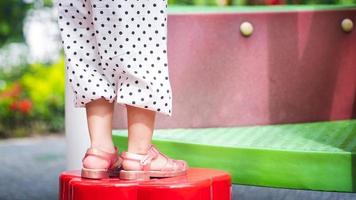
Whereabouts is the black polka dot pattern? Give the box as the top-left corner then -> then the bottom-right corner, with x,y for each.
56,0 -> 172,116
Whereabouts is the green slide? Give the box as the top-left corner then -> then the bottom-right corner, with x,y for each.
113,120 -> 356,192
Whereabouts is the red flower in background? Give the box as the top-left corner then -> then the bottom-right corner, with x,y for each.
9,99 -> 32,114
17,99 -> 32,114
9,101 -> 18,111
1,82 -> 32,114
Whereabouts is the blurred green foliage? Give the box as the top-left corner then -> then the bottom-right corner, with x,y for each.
20,57 -> 65,131
0,57 -> 65,138
0,0 -> 32,47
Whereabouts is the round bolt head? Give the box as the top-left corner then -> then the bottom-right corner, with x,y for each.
341,18 -> 354,33
240,21 -> 254,37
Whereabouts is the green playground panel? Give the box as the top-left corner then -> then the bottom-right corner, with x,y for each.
167,5 -> 356,14
112,120 -> 356,192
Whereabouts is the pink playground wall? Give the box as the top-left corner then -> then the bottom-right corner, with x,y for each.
113,9 -> 356,129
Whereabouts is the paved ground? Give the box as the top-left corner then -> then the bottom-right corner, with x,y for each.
0,134 -> 65,200
0,135 -> 355,200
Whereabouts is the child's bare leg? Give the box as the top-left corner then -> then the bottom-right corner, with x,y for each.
82,97 -> 116,169
126,105 -> 155,154
125,105 -> 169,170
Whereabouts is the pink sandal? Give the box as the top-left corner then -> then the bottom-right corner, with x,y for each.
119,144 -> 188,180
81,146 -> 123,179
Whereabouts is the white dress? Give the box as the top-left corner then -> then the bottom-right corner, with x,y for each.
55,0 -> 172,117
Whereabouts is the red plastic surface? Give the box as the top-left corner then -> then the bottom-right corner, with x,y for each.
59,168 -> 231,200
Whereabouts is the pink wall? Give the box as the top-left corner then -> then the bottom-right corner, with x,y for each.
113,9 -> 356,129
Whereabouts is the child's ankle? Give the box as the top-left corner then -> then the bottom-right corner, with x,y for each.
127,146 -> 150,155
90,144 -> 116,153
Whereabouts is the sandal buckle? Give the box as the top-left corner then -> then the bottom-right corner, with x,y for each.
140,154 -> 152,166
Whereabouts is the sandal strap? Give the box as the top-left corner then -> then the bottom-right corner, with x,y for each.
142,145 -> 160,170
82,146 -> 119,166
151,146 -> 181,172
121,144 -> 187,172
120,144 -> 160,171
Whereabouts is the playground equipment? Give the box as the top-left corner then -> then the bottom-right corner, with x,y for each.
61,4 -> 356,200
112,4 -> 356,192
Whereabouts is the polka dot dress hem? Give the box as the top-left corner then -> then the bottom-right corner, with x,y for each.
56,0 -> 173,117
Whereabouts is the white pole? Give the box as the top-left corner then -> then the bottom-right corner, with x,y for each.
64,65 -> 90,170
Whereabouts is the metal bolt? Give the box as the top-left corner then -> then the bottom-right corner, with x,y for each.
341,18 -> 354,33
240,21 -> 254,37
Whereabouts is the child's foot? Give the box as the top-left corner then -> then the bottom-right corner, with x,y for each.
81,146 -> 123,179
119,144 -> 188,180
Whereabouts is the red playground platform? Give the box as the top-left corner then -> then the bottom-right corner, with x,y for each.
59,168 -> 232,200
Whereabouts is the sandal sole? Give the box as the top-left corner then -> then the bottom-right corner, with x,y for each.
81,167 -> 121,179
119,169 -> 187,180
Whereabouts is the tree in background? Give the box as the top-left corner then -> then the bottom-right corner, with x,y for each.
0,0 -> 32,47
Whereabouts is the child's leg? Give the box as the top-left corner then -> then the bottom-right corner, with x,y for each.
82,97 -> 116,169
126,105 -> 156,155
125,105 -> 177,171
